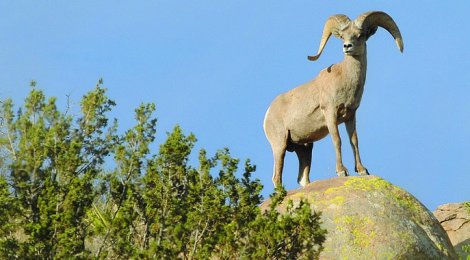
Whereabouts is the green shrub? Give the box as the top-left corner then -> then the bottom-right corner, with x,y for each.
0,80 -> 326,259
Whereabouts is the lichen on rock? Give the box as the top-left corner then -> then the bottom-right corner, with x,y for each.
260,175 -> 458,259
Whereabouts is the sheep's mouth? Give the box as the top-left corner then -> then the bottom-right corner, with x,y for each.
343,49 -> 357,55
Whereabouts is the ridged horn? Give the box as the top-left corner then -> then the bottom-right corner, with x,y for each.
354,11 -> 404,52
308,14 -> 351,61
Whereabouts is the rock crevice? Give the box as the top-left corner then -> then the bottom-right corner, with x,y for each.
433,202 -> 470,259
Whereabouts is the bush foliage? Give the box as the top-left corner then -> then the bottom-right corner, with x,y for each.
0,80 -> 326,259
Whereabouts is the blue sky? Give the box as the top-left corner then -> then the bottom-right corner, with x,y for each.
1,1 -> 469,211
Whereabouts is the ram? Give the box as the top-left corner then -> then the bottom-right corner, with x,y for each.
264,11 -> 403,187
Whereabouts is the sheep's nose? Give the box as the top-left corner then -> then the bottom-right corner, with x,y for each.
343,43 -> 353,49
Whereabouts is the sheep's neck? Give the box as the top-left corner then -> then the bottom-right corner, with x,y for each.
341,50 -> 367,88
335,48 -> 367,110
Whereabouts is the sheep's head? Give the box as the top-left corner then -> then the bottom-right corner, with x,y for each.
308,11 -> 404,61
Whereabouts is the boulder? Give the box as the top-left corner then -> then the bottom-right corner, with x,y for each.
260,175 -> 458,259
433,202 -> 470,259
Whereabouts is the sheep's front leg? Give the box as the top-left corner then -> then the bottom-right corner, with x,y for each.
323,109 -> 349,176
345,115 -> 369,176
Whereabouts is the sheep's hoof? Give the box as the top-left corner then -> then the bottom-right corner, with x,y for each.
358,170 -> 370,176
337,171 -> 349,177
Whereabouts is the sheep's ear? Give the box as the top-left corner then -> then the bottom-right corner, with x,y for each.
365,25 -> 378,40
332,30 -> 342,39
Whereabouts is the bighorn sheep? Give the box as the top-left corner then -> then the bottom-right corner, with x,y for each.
263,11 -> 403,187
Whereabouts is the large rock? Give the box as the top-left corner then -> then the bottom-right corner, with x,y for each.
433,203 -> 470,259
260,175 -> 458,259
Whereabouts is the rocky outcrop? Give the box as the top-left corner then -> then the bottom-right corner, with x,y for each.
260,175 -> 458,259
433,203 -> 470,259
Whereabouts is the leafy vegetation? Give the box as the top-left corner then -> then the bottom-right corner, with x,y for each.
0,80 -> 326,259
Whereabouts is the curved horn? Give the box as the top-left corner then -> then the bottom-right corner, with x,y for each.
308,14 -> 351,61
354,11 -> 404,52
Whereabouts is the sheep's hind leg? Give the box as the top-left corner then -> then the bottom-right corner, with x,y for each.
294,143 -> 313,187
271,146 -> 287,187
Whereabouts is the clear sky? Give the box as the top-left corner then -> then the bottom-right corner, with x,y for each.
1,1 -> 469,211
